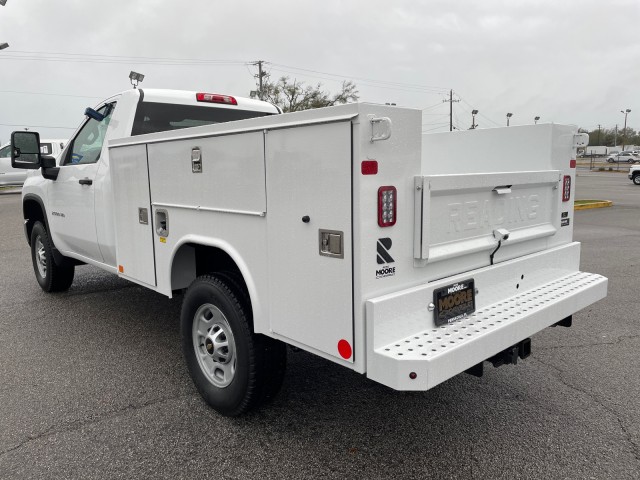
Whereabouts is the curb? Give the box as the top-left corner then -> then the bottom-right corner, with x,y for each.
574,200 -> 613,211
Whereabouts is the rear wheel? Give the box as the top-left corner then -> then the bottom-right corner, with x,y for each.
30,221 -> 74,292
633,174 -> 640,185
180,274 -> 286,416
607,158 -> 614,163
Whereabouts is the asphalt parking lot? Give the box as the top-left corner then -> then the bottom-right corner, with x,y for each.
1,173 -> 639,479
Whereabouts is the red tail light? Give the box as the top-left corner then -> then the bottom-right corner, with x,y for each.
562,175 -> 571,202
378,186 -> 397,227
196,93 -> 238,105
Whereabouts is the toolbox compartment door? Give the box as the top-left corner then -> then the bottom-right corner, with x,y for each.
265,121 -> 353,361
110,144 -> 157,287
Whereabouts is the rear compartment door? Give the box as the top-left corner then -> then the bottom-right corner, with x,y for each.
414,170 -> 561,266
265,121 -> 353,362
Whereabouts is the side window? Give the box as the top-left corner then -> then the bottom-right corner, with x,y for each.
0,145 -> 11,158
64,103 -> 115,166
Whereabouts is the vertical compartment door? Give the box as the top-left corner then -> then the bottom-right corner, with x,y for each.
265,121 -> 354,362
110,144 -> 156,287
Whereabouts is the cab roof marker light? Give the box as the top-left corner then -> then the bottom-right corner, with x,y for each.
196,93 -> 238,105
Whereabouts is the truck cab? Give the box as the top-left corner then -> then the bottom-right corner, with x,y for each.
19,89 -> 279,270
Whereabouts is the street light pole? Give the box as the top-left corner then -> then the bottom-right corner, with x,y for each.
621,109 -> 631,150
506,112 -> 513,126
534,116 -> 540,124
470,109 -> 478,129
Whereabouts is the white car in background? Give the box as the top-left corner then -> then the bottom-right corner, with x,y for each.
606,152 -> 639,163
0,139 -> 66,185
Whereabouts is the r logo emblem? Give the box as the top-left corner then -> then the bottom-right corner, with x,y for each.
377,238 -> 394,264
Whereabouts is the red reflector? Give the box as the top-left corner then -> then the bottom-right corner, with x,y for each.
562,175 -> 571,202
338,339 -> 352,359
361,160 -> 378,175
196,92 -> 238,105
570,159 -> 577,168
378,186 -> 397,227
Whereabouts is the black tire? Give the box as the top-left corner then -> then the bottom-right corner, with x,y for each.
181,274 -> 286,416
607,158 -> 614,163
30,221 -> 75,292
628,159 -> 634,164
633,175 -> 640,186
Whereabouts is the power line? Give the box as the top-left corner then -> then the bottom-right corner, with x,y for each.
269,62 -> 449,93
0,122 -> 75,129
0,90 -> 102,99
3,50 -> 248,65
269,67 -> 445,95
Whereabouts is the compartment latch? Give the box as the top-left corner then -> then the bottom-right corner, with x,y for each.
319,229 -> 344,258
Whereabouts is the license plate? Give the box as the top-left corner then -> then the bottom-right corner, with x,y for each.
433,279 -> 476,326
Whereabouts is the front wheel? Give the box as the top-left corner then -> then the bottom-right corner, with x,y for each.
607,158 -> 614,163
628,159 -> 635,164
633,175 -> 640,185
181,275 -> 286,416
30,221 -> 75,292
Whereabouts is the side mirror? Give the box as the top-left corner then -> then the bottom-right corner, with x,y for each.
11,131 -> 42,169
85,107 -> 105,122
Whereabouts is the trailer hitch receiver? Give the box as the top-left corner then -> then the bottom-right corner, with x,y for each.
489,338 -> 531,368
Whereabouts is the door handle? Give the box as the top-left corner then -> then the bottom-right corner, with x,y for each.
79,178 -> 93,186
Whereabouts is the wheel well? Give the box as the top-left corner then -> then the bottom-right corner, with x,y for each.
171,243 -> 247,294
23,198 -> 46,246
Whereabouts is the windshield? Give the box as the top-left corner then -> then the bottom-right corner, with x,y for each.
132,102 -> 273,136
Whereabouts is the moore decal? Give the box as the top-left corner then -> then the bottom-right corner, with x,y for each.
447,282 -> 468,294
376,266 -> 396,279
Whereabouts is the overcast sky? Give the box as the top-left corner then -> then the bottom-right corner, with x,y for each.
1,0 -> 639,144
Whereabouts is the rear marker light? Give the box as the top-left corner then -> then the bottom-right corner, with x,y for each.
361,160 -> 378,175
562,175 -> 571,202
338,339 -> 352,359
378,186 -> 397,227
570,159 -> 576,168
196,93 -> 238,105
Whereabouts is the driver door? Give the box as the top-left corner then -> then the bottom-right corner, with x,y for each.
48,103 -> 115,262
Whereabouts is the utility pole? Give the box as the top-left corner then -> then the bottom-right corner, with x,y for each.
442,89 -> 460,131
252,60 -> 267,100
597,124 -> 601,146
614,124 -> 618,147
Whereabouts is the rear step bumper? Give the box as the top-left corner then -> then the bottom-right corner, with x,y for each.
365,270 -> 607,391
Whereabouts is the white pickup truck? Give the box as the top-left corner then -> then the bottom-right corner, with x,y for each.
629,164 -> 640,185
10,88 -> 607,416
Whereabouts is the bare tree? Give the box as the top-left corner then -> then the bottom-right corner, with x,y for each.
258,76 -> 358,112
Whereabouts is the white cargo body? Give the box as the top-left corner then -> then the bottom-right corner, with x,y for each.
107,103 -> 607,389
